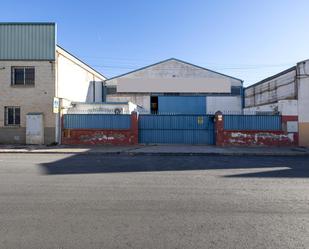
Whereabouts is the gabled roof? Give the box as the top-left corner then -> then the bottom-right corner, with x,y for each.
105,58 -> 243,82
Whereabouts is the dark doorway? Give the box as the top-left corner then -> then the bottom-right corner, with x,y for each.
151,96 -> 158,114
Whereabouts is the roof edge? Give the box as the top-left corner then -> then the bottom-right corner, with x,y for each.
0,22 -> 56,25
246,66 -> 296,89
56,45 -> 106,80
105,58 -> 243,83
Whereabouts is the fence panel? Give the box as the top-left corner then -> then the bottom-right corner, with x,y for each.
63,114 -> 131,129
224,115 -> 282,131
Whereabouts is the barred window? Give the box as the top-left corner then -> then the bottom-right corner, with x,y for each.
106,87 -> 117,94
4,106 -> 20,126
231,86 -> 242,95
11,67 -> 35,85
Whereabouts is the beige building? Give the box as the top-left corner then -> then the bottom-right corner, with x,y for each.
0,23 -> 105,144
244,59 -> 309,146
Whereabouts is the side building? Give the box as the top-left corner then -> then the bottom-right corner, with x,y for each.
104,58 -> 244,115
0,23 -> 105,144
244,59 -> 309,146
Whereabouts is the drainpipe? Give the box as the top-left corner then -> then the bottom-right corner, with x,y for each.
57,98 -> 62,145
92,75 -> 96,103
102,81 -> 106,102
241,84 -> 245,113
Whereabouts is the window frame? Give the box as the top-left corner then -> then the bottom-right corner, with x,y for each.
11,66 -> 35,86
4,106 -> 21,126
231,86 -> 242,95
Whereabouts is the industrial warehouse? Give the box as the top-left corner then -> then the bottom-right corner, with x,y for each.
0,22 -> 308,146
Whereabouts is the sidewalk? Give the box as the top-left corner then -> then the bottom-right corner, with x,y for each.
0,144 -> 308,156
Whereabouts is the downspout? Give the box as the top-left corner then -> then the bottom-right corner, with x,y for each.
241,83 -> 245,113
93,76 -> 95,103
55,52 -> 61,144
102,81 -> 106,102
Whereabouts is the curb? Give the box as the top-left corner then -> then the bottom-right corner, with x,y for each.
0,150 -> 308,157
125,152 -> 309,157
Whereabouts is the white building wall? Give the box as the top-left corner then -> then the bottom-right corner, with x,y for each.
105,59 -> 243,112
297,60 -> 309,146
206,96 -> 242,114
106,59 -> 243,91
244,100 -> 298,116
117,78 -> 231,93
67,102 -> 137,114
245,69 -> 296,107
106,93 -> 151,112
56,47 -> 105,103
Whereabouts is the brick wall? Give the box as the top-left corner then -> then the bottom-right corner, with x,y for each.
62,112 -> 138,145
215,112 -> 298,146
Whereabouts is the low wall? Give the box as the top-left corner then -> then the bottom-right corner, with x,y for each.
215,112 -> 298,146
62,112 -> 138,145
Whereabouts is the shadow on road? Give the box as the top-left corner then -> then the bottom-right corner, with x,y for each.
39,154 -> 309,178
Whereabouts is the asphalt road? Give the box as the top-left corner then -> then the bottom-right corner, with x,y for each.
0,154 -> 309,249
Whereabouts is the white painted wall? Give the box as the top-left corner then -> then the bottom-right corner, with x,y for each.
244,100 -> 298,116
297,60 -> 309,122
297,59 -> 309,146
106,93 -> 151,111
245,69 -> 296,107
56,47 -> 105,103
206,96 -> 242,114
106,59 -> 243,91
117,78 -> 231,93
68,102 -> 137,114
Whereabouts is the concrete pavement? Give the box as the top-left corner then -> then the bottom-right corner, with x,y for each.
0,144 -> 308,156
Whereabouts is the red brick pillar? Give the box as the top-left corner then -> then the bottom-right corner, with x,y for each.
130,112 -> 139,145
215,111 -> 224,146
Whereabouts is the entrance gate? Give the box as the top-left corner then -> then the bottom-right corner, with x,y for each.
138,114 -> 215,145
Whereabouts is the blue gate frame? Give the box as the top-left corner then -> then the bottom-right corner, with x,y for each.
138,114 -> 215,144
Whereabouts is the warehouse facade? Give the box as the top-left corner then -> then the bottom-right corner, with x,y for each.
244,59 -> 309,146
104,58 -> 244,115
0,23 -> 105,144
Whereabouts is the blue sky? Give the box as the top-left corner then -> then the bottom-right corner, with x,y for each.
1,0 -> 309,86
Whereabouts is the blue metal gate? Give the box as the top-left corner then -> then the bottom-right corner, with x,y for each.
138,114 -> 215,144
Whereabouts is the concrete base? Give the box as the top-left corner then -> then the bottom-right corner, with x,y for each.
0,127 -> 26,144
0,127 -> 56,145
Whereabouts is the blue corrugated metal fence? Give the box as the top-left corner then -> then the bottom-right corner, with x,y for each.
158,96 -> 206,114
139,114 -> 215,144
64,114 -> 131,129
224,115 -> 282,131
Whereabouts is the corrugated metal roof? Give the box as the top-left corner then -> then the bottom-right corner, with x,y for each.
0,23 -> 56,60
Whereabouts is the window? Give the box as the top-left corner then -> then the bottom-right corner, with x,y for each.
11,67 -> 35,85
106,86 -> 117,94
231,86 -> 242,95
4,106 -> 20,126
